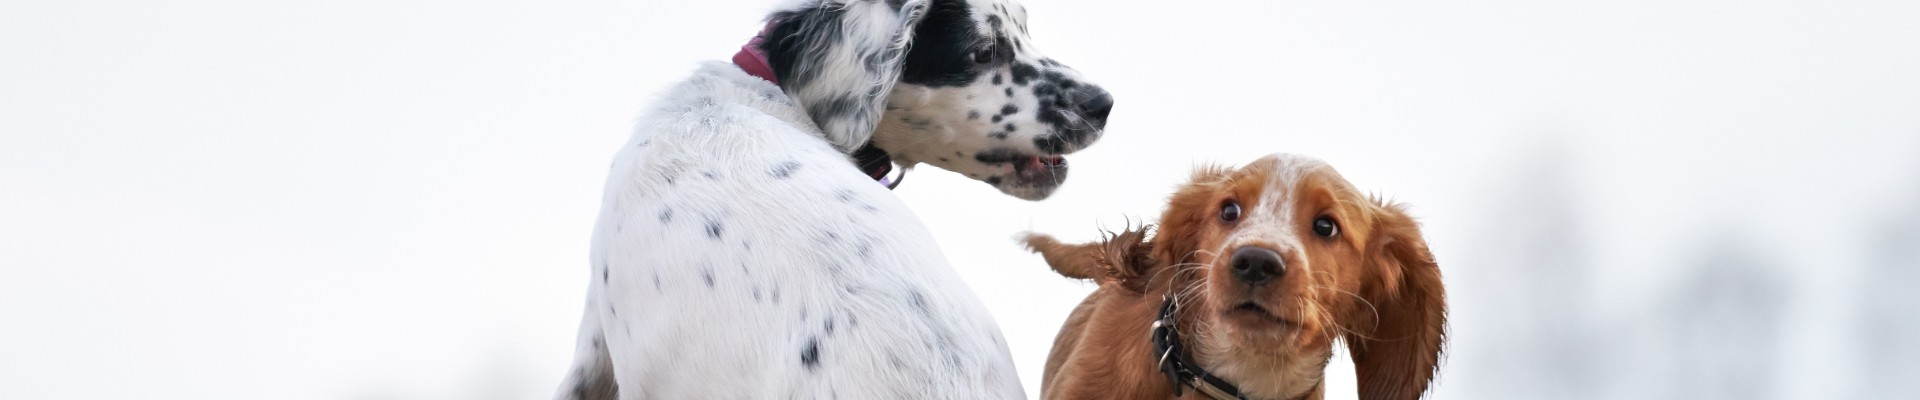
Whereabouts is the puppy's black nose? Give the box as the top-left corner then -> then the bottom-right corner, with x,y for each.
1075,87 -> 1113,130
1230,247 -> 1284,286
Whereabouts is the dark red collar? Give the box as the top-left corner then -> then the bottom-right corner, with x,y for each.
732,26 -> 900,189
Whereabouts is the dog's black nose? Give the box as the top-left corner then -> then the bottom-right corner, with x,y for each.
1230,247 -> 1284,286
1075,87 -> 1113,130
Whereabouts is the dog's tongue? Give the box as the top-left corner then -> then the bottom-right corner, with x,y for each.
1024,156 -> 1046,171
1026,155 -> 1065,170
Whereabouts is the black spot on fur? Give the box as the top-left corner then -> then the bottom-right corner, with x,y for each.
908,289 -> 931,315
801,338 -> 821,370
652,272 -> 661,292
991,114 -> 1003,123
702,170 -> 719,180
937,157 -> 950,162
763,7 -> 842,89
806,95 -> 864,126
985,176 -> 1003,186
968,110 -> 980,120
974,148 -> 1026,164
1009,63 -> 1038,85
991,73 -> 1002,85
705,219 -> 723,239
898,0 -> 993,87
1000,104 -> 1019,116
569,363 -> 619,400
601,265 -> 610,284
702,267 -> 715,287
772,161 -> 802,178
1004,123 -> 1016,132
658,208 -> 673,223
1034,134 -> 1068,154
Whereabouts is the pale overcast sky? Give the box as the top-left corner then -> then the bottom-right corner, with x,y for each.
3,0 -> 1917,399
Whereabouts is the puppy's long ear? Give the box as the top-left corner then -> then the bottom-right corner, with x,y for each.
1021,228 -> 1153,293
1347,202 -> 1447,400
762,0 -> 929,153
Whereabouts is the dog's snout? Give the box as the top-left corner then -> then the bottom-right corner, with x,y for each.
1230,247 -> 1284,285
1075,87 -> 1113,130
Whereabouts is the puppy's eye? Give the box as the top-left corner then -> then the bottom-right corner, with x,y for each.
1219,201 -> 1242,222
971,47 -> 995,64
1312,216 -> 1339,237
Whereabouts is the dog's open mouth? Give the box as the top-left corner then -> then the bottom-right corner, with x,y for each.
976,148 -> 1070,200
1014,154 -> 1068,182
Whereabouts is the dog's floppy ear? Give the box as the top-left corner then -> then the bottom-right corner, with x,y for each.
1021,228 -> 1153,293
761,0 -> 929,153
1346,201 -> 1447,400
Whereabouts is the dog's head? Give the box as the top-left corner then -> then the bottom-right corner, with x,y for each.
1025,154 -> 1446,399
761,0 -> 1112,200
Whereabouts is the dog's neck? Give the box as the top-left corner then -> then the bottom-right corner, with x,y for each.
1190,334 -> 1328,400
1191,323 -> 1332,400
1141,275 -> 1329,400
731,26 -> 900,187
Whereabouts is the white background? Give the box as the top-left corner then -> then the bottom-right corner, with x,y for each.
4,0 -> 1918,399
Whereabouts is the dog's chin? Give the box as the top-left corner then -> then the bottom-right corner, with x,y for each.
1218,301 -> 1309,348
990,153 -> 1068,200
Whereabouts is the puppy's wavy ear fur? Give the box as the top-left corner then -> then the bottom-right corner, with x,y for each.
762,0 -> 929,153
1150,164 -> 1235,272
1346,201 -> 1447,400
1021,228 -> 1153,293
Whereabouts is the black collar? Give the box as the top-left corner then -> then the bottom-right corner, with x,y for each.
852,143 -> 904,190
1152,295 -> 1248,400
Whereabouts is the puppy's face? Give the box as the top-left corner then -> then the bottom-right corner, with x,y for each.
1024,153 -> 1445,399
1153,155 -> 1373,353
874,0 -> 1112,200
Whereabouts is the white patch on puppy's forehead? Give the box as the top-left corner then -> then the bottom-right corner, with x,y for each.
1222,154 -> 1329,251
1255,154 -> 1329,208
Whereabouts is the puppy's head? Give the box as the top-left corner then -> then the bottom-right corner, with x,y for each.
1026,154 -> 1446,399
762,0 -> 1112,200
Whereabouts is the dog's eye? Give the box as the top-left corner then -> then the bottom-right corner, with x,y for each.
971,47 -> 994,64
1312,216 -> 1339,237
1219,201 -> 1242,222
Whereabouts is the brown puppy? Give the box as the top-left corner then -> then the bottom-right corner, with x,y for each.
1023,154 -> 1446,400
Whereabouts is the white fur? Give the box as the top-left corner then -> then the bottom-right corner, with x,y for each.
552,62 -> 1024,399
553,0 -> 1113,397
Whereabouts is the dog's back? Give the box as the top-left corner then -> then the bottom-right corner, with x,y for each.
556,63 -> 1022,399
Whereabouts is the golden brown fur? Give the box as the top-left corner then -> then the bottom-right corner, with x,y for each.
1022,154 -> 1447,400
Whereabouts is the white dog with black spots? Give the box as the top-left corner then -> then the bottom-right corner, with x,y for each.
554,0 -> 1113,398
